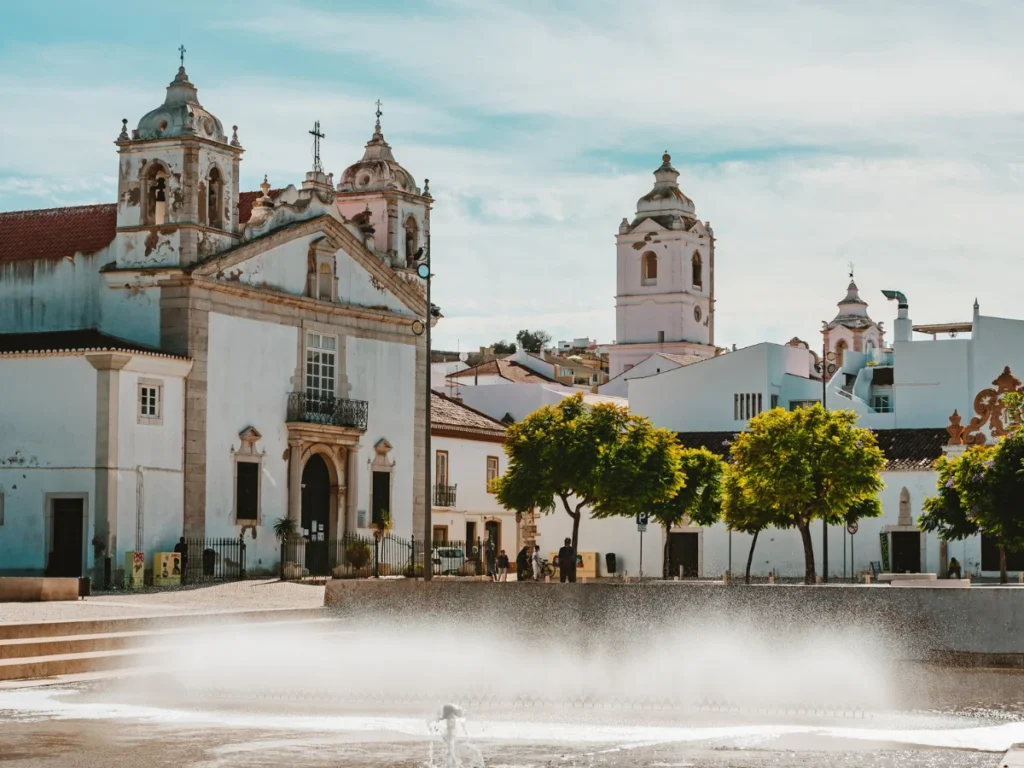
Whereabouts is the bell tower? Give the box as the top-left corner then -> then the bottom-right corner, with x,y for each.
607,152 -> 718,379
113,52 -> 243,268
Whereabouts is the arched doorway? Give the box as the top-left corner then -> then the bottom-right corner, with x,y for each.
302,454 -> 331,576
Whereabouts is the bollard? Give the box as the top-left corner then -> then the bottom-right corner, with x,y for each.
544,575 -> 550,583
865,574 -> 872,584
768,574 -> 775,585
722,571 -> 729,585
1019,571 -> 1023,584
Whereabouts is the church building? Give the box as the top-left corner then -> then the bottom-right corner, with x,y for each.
607,153 -> 718,379
0,62 -> 432,582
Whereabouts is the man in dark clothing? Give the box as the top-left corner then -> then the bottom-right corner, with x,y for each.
516,546 -> 531,581
173,537 -> 188,584
557,537 -> 576,583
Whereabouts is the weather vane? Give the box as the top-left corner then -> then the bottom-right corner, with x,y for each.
178,44 -> 186,68
309,120 -> 325,174
375,99 -> 383,131
848,261 -> 855,280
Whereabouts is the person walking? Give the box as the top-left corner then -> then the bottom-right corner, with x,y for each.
948,557 -> 962,579
516,546 -> 531,581
532,544 -> 543,581
485,540 -> 497,582
173,537 -> 189,584
496,550 -> 509,582
557,537 -> 576,583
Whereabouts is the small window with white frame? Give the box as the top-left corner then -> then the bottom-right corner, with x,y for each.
486,456 -> 500,492
138,379 -> 163,425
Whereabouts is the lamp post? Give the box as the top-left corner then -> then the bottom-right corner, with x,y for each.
412,220 -> 433,581
820,323 -> 836,584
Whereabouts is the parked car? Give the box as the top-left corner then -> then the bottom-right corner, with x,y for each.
432,547 -> 467,575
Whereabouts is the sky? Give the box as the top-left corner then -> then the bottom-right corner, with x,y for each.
3,0 -> 1024,353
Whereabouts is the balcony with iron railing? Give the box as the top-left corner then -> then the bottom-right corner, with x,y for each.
433,484 -> 457,507
287,392 -> 369,431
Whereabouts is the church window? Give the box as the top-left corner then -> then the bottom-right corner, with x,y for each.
207,167 -> 223,229
141,163 -> 169,226
641,252 -> 657,286
405,215 -> 419,260
305,333 -> 337,405
692,252 -> 703,289
834,339 -> 848,367
318,262 -> 333,301
137,379 -> 163,425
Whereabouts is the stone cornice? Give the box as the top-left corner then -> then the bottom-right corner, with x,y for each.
116,136 -> 244,156
432,426 -> 506,443
188,215 -> 427,316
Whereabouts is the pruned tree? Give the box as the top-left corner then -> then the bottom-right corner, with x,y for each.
494,394 -> 682,550
721,468 -> 774,584
728,404 -> 885,584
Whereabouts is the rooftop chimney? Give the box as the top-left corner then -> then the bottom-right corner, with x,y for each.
882,290 -> 911,342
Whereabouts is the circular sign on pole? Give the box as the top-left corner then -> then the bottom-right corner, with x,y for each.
826,351 -> 836,362
847,521 -> 859,535
411,319 -> 425,336
827,363 -> 837,375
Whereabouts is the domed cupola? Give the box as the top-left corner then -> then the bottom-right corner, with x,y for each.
337,109 -> 419,194
633,152 -> 697,229
134,65 -> 228,144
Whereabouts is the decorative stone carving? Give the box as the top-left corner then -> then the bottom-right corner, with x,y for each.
231,124 -> 241,148
946,409 -> 966,446
118,118 -> 129,141
962,366 -> 1023,445
234,426 -> 264,456
898,487 -> 912,527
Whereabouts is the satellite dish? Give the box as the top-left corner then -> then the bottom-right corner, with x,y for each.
459,352 -> 468,362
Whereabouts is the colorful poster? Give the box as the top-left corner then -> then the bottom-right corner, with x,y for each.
153,552 -> 182,586
125,551 -> 145,589
879,532 -> 890,573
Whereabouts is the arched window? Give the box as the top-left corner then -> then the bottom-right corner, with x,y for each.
318,261 -> 333,300
207,167 -> 223,229
404,215 -> 419,261
641,251 -> 657,286
692,252 -> 702,289
141,163 -> 169,226
834,339 -> 848,367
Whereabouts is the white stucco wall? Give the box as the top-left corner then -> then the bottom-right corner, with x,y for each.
0,253 -> 104,335
99,277 -> 162,349
206,312 -> 296,569
0,356 -> 98,574
599,353 -> 685,398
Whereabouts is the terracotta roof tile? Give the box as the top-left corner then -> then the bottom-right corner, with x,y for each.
677,427 -> 947,473
0,329 -> 186,359
0,204 -> 117,264
431,391 -> 506,438
448,359 -> 555,384
0,189 -> 281,265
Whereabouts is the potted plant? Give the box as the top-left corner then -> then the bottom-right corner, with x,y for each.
370,509 -> 392,577
343,540 -> 372,577
274,517 -> 301,580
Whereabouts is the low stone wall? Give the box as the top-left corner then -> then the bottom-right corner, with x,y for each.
325,580 -> 1024,660
0,577 -> 80,603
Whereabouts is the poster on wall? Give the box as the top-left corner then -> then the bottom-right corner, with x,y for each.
153,552 -> 181,586
125,551 -> 145,589
879,532 -> 890,573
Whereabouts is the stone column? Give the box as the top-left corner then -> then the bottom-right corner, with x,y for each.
387,199 -> 399,261
288,439 -> 303,534
346,446 -> 360,531
87,353 -> 131,584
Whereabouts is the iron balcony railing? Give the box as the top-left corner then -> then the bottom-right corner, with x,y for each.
433,484 -> 457,507
287,392 -> 369,430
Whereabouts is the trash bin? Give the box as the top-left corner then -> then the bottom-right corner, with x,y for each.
202,548 -> 216,577
605,552 -> 616,575
78,577 -> 91,598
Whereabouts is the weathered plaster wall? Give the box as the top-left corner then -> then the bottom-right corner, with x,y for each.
99,277 -> 162,348
0,357 -> 98,575
0,253 -> 104,334
336,199 -> 389,254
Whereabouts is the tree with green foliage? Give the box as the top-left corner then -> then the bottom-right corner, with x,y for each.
728,404 -> 885,584
493,394 -> 683,550
614,447 -> 725,578
492,340 -> 516,355
720,468 -> 775,584
921,432 -> 1024,583
515,329 -> 552,354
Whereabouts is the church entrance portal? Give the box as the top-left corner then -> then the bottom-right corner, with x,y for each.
301,454 -> 331,577
48,498 -> 84,577
668,532 -> 699,578
890,531 -> 921,573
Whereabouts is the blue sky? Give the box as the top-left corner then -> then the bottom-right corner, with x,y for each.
4,0 -> 1024,352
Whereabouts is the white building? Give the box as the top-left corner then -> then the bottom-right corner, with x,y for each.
607,153 -> 718,378
0,63 -> 432,582
599,351 -> 704,398
430,392 -> 516,561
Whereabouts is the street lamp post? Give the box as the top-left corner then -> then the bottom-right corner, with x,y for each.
412,217 -> 433,581
820,324 -> 836,584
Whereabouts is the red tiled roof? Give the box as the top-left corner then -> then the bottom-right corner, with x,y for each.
0,189 -> 283,265
676,428 -> 948,473
431,391 -> 506,439
0,204 -> 117,264
448,359 -> 555,384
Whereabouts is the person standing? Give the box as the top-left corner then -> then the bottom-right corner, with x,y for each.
516,546 -> 531,581
532,544 -> 543,581
557,537 -> 576,583
173,537 -> 189,584
948,557 -> 962,579
496,550 -> 509,581
485,540 -> 497,582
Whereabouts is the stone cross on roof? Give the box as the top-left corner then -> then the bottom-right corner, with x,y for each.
309,120 -> 325,174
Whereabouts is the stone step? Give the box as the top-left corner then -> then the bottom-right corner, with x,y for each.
0,646 -> 166,681
0,607 -> 323,640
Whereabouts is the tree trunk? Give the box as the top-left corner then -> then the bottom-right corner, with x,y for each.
571,512 -> 581,552
663,524 -> 671,579
798,523 -> 816,585
1000,544 -> 1008,585
745,529 -> 760,585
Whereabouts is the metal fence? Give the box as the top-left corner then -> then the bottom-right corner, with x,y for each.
280,532 -> 416,582
181,536 -> 247,584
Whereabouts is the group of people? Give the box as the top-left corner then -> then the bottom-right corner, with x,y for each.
483,537 -> 579,582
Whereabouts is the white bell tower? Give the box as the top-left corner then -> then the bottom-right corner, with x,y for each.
608,153 -> 718,378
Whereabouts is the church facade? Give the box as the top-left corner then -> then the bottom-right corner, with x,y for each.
0,64 -> 432,581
